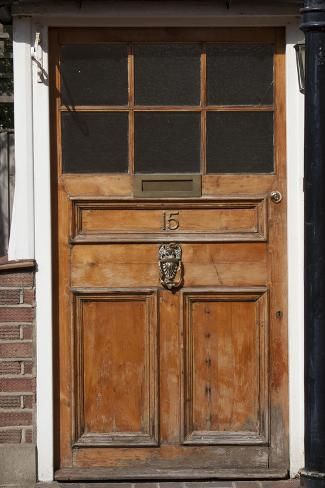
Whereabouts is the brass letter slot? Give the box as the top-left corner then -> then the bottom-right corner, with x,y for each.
134,174 -> 201,198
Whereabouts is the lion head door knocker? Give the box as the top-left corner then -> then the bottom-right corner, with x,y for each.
158,243 -> 183,291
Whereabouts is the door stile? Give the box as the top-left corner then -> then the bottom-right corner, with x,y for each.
50,28 -> 75,468
268,28 -> 288,470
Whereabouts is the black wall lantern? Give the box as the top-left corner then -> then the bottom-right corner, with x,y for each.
294,42 -> 306,94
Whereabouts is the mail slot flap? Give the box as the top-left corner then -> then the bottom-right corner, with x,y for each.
134,174 -> 201,198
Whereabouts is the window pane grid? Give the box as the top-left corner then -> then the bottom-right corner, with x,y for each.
60,41 -> 275,175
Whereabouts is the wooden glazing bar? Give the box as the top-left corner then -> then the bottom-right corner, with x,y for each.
129,111 -> 134,175
133,107 -> 202,112
200,44 -> 207,174
59,105 -> 274,112
128,44 -> 135,174
60,106 -> 130,112
206,105 -> 274,112
200,44 -> 207,109
54,34 -> 63,175
273,29 -> 285,177
128,44 -> 134,108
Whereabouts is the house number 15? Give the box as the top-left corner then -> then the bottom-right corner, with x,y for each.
163,211 -> 180,231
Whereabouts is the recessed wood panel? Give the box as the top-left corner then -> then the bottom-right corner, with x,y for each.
73,290 -> 158,446
182,288 -> 269,445
72,198 -> 267,243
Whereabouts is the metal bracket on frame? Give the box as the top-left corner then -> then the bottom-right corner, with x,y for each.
31,27 -> 46,84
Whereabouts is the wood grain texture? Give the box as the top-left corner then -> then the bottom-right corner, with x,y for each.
181,289 -> 268,445
50,26 -> 288,478
55,467 -> 288,480
62,174 -> 132,197
60,104 -> 274,112
73,290 -> 158,447
268,29 -> 289,471
202,175 -> 277,195
72,198 -> 267,243
55,466 -> 288,481
158,290 -> 181,444
72,444 -> 269,469
70,243 -> 268,288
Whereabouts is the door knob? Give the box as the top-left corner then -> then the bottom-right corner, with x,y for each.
270,191 -> 282,203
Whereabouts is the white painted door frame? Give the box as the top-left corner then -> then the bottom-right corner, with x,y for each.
9,13 -> 305,481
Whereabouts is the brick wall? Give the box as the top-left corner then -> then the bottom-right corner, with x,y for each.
0,261 -> 36,445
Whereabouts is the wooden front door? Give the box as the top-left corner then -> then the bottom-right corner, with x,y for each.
51,27 -> 288,480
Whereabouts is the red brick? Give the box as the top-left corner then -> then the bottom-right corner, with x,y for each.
0,411 -> 32,427
0,307 -> 33,322
0,325 -> 20,340
0,429 -> 21,443
23,289 -> 35,305
0,289 -> 22,305
0,361 -> 21,374
0,396 -> 21,408
0,377 -> 35,393
23,395 -> 33,409
0,272 -> 34,288
0,342 -> 32,358
22,325 -> 33,340
23,361 -> 33,375
24,429 -> 33,443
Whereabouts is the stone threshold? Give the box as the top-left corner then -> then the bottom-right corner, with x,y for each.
36,480 -> 300,488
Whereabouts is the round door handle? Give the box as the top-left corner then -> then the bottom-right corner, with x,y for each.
270,191 -> 282,203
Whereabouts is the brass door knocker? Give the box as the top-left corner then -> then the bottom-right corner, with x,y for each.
159,243 -> 183,291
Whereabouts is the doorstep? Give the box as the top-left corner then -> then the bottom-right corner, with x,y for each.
36,480 -> 300,488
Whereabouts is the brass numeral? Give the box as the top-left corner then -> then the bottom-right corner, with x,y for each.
163,211 -> 180,231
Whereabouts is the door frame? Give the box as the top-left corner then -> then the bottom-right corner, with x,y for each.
8,13 -> 304,481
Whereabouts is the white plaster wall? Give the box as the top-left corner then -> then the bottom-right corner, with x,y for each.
9,12 -> 305,481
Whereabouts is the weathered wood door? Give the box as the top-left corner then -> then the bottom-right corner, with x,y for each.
51,27 -> 288,480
